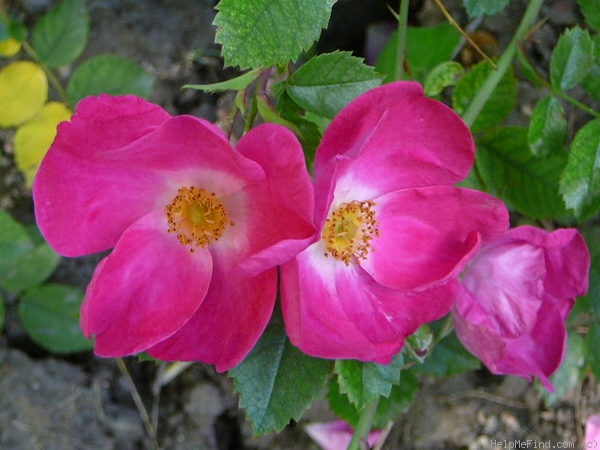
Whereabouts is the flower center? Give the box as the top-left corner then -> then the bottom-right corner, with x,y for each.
165,186 -> 231,252
322,200 -> 379,265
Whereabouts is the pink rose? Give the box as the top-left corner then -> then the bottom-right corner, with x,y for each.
453,226 -> 590,389
33,95 -> 315,371
585,414 -> 600,446
305,420 -> 383,450
281,81 -> 509,363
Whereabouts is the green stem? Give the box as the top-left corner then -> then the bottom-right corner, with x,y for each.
551,86 -> 600,119
347,399 -> 380,450
395,0 -> 410,81
461,0 -> 544,128
22,40 -> 69,104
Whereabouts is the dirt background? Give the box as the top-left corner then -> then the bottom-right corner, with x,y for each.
1,0 -> 598,449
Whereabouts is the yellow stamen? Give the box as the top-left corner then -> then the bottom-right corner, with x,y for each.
322,200 -> 379,265
165,186 -> 232,252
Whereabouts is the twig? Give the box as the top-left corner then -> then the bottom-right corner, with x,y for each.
432,0 -> 496,68
115,358 -> 161,450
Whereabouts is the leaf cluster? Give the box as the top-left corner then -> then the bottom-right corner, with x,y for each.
0,211 -> 92,354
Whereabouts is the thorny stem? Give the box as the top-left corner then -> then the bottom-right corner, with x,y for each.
115,358 -> 160,450
461,0 -> 544,128
347,399 -> 380,450
22,40 -> 69,104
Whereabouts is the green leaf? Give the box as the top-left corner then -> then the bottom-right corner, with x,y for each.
550,26 -> 595,91
423,61 -> 465,97
214,0 -> 335,69
256,95 -> 302,136
285,52 -> 382,119
580,226 -> 600,319
328,367 -> 419,428
66,54 -> 154,105
582,34 -> 600,102
183,69 -> 260,92
528,95 -> 567,156
578,0 -> 600,30
334,353 -> 403,411
0,241 -> 60,294
543,333 -> 585,404
477,127 -> 568,220
453,61 -> 517,133
463,0 -> 511,18
417,331 -> 480,377
376,24 -> 461,83
0,213 -> 60,294
586,323 -> 600,380
32,0 -> 89,68
0,211 -> 34,275
274,90 -> 323,170
559,119 -> 600,221
229,311 -> 331,434
18,283 -> 92,353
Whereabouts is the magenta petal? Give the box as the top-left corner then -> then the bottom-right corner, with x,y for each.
229,124 -> 316,273
81,211 -> 212,357
499,300 -> 569,391
99,115 -> 264,191
458,241 -> 546,337
305,420 -> 384,450
34,147 -> 167,256
148,255 -> 277,372
334,265 -> 457,344
506,226 -> 590,299
54,94 -> 171,158
362,186 -> 509,290
314,81 -> 474,196
281,245 -> 405,364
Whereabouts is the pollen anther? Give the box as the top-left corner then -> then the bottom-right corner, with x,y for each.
165,186 -> 231,252
322,200 -> 379,265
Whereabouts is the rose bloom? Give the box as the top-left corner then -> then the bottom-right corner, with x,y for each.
585,414 -> 600,445
33,95 -> 314,371
305,420 -> 384,450
280,81 -> 509,363
453,226 -> 590,389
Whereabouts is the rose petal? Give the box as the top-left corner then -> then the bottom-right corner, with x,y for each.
81,210 -> 212,357
458,241 -> 546,337
361,186 -> 509,290
54,94 -> 171,157
99,115 -> 265,195
148,250 -> 277,372
314,81 -> 474,198
499,299 -> 569,391
232,123 -> 316,274
281,244 -> 405,364
335,264 -> 457,344
507,226 -> 590,299
585,415 -> 600,443
34,148 -> 167,256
